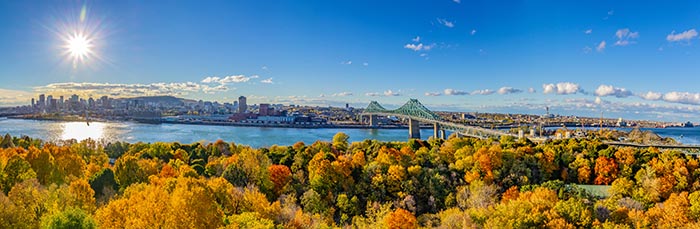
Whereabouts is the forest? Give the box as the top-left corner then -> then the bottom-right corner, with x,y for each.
1,131 -> 699,228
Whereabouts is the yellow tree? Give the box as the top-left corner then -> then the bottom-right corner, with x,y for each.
95,183 -> 170,228
69,178 -> 96,212
166,177 -> 224,229
646,192 -> 691,228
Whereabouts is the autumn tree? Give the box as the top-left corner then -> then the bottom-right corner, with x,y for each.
385,208 -> 417,229
268,164 -> 292,197
40,207 -> 97,229
0,152 -> 37,194
594,156 -> 619,185
332,132 -> 350,152
113,155 -> 146,190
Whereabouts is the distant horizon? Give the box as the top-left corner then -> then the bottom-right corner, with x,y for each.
5,93 -> 696,124
2,1 -> 700,122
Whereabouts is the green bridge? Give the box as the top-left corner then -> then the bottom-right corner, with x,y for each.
362,99 -> 546,141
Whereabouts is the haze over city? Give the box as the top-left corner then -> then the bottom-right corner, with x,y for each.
2,1 -> 700,121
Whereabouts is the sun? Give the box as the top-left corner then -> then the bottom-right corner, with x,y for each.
64,32 -> 93,62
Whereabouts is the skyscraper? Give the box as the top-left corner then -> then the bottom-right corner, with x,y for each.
38,94 -> 45,108
238,96 -> 247,113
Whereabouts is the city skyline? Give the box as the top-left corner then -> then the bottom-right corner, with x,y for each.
2,1 -> 700,121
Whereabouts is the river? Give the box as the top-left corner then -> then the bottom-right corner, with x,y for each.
1,118 -> 698,148
0,118 -> 436,148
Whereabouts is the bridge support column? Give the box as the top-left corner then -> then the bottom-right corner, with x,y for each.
369,115 -> 377,128
440,129 -> 446,139
433,123 -> 440,139
408,118 -> 421,139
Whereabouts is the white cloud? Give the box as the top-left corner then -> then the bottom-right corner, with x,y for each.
365,90 -> 401,97
542,82 -> 583,95
453,0 -> 461,3
471,29 -> 477,35
595,97 -> 603,104
596,41 -> 606,52
404,43 -> 435,51
363,62 -> 369,66
662,92 -> 700,105
437,18 -> 455,28
528,87 -> 536,93
203,84 -> 229,93
614,28 -> 639,46
497,87 -> 522,95
471,89 -> 495,95
594,84 -> 632,98
425,92 -> 442,96
412,36 -> 420,42
332,92 -> 353,97
202,75 -> 259,84
444,88 -> 469,96
384,90 -> 400,96
261,66 -> 268,70
341,60 -> 352,65
583,46 -> 593,54
666,29 -> 698,42
638,91 -> 662,100
585,29 -> 592,34
0,88 -> 34,106
260,78 -> 273,84
34,81 -> 229,98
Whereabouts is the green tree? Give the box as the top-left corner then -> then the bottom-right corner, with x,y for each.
88,168 -> 118,201
40,207 -> 97,229
1,154 -> 37,194
113,155 -> 146,190
0,134 -> 15,148
332,132 -> 350,152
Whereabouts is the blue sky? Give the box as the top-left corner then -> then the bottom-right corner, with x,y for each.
1,0 -> 700,121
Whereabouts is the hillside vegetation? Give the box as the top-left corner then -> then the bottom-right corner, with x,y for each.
1,132 -> 698,228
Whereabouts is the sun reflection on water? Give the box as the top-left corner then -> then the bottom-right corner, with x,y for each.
61,122 -> 105,141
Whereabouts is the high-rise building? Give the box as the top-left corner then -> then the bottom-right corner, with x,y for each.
31,98 -> 35,107
100,96 -> 110,108
38,94 -> 45,108
238,96 -> 247,113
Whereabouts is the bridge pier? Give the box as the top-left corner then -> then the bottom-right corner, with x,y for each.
440,129 -> 446,139
369,115 -> 377,128
433,123 -> 440,139
408,118 -> 420,139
